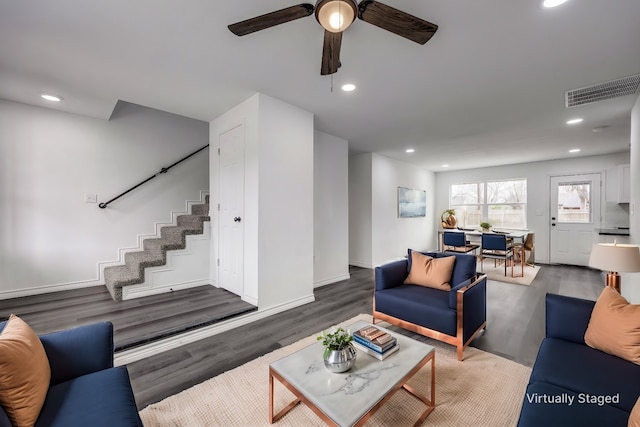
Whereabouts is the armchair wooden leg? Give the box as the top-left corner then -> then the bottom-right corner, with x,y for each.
457,346 -> 464,361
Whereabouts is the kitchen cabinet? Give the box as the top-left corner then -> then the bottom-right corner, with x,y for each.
617,164 -> 630,203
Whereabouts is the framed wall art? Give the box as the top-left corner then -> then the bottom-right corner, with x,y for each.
398,187 -> 426,218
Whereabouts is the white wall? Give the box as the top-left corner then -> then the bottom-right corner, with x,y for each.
349,154 -> 373,267
371,154 -> 435,266
349,153 -> 435,268
314,130 -> 350,287
209,94 -> 315,311
0,99 -> 209,298
434,152 -> 630,264
257,95 -> 314,309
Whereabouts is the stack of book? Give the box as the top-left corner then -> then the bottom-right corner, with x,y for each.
352,325 -> 399,360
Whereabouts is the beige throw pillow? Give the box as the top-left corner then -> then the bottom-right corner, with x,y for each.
0,314 -> 51,427
629,397 -> 640,427
584,286 -> 640,365
404,251 -> 455,291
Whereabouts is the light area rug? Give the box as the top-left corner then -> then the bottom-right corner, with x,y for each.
479,261 -> 540,286
140,314 -> 531,427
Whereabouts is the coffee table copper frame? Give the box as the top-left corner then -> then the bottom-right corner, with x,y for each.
269,347 -> 435,426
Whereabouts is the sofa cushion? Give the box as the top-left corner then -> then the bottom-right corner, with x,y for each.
404,251 -> 454,290
406,250 -> 476,286
375,284 -> 456,336
584,286 -> 640,365
530,338 -> 640,412
0,314 -> 51,427
518,381 -> 630,427
35,366 -> 142,427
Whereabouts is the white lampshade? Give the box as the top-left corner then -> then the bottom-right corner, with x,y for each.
588,243 -> 640,273
315,0 -> 357,33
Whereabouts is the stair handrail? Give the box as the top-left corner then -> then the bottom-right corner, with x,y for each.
98,144 -> 209,209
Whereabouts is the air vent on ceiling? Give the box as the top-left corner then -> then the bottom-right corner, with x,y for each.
565,74 -> 640,107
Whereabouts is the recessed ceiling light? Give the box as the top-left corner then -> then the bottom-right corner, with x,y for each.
341,83 -> 356,92
543,0 -> 568,8
442,164 -> 449,168
41,94 -> 62,102
569,148 -> 581,153
405,148 -> 415,153
566,118 -> 583,125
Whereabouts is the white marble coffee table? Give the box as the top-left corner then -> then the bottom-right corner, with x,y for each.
269,320 -> 435,426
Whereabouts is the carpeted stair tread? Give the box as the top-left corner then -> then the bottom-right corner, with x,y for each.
103,198 -> 210,301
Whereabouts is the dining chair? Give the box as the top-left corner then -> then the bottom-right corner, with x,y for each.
480,233 -> 515,277
513,232 -> 535,268
443,231 -> 480,256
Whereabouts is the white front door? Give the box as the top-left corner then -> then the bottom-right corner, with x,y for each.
549,173 -> 601,266
218,124 -> 244,297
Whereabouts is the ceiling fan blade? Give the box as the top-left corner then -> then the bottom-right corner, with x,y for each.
320,30 -> 343,75
357,0 -> 438,45
228,3 -> 314,36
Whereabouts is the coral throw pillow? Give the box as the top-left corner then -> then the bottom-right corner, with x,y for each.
584,286 -> 640,365
0,314 -> 51,427
404,251 -> 455,291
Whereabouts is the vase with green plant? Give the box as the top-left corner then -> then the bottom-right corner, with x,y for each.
480,222 -> 492,232
317,327 -> 357,373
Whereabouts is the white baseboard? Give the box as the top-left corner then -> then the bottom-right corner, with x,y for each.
0,280 -> 103,300
314,273 -> 351,288
114,293 -> 315,366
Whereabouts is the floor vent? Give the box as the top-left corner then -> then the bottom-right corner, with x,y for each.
565,74 -> 640,107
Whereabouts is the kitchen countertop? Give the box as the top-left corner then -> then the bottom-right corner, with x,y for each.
595,228 -> 630,236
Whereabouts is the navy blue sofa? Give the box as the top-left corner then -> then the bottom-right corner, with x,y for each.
0,321 -> 143,427
373,250 -> 487,361
518,293 -> 640,427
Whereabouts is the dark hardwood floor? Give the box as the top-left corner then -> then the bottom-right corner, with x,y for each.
0,285 -> 256,351
127,263 -> 602,409
1,264 -> 603,410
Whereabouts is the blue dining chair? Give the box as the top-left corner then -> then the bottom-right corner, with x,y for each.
480,233 -> 515,276
443,231 -> 479,256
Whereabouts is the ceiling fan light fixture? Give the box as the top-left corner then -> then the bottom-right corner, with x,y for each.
316,0 -> 357,33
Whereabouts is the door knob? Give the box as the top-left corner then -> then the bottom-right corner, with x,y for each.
234,216 -> 242,223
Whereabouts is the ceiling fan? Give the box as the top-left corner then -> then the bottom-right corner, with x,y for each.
228,0 -> 438,75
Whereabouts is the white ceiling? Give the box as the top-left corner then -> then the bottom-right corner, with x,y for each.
1,0 -> 639,171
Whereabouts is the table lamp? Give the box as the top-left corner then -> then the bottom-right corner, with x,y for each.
588,242 -> 640,293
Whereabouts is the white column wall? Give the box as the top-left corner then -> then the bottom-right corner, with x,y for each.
0,99 -> 209,298
210,93 -> 314,310
257,94 -> 314,309
349,153 -> 373,268
314,130 -> 350,287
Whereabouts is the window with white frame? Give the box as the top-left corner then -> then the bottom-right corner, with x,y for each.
450,179 -> 527,229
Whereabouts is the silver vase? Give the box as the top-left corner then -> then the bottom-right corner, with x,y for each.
323,344 -> 357,373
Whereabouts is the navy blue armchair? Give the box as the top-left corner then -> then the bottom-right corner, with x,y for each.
373,251 -> 487,361
0,322 -> 142,427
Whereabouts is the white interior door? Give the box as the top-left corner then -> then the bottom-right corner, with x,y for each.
218,125 -> 244,297
549,173 -> 601,266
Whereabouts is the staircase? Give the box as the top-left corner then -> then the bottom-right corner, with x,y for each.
104,195 -> 210,301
